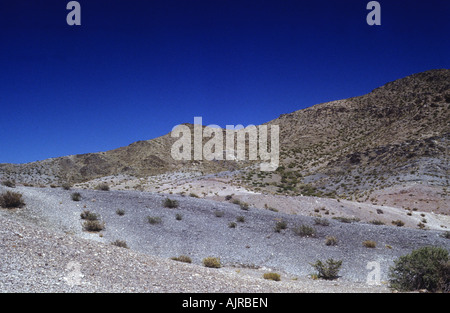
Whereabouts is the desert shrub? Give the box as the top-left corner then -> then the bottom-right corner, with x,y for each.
95,183 -> 110,191
203,257 -> 221,268
263,272 -> 281,281
62,182 -> 72,190
147,216 -> 162,224
274,220 -> 287,233
236,216 -> 245,223
80,210 -> 99,221
228,222 -> 237,228
71,192 -> 82,201
175,213 -> 183,221
389,246 -> 449,292
231,199 -> 241,205
392,220 -> 405,227
294,225 -> 316,237
82,220 -> 105,232
171,255 -> 192,263
214,211 -> 224,218
310,259 -> 342,280
225,195 -> 233,201
2,180 -> 16,188
239,202 -> 249,210
0,191 -> 25,208
163,198 -> 179,208
333,216 -> 360,223
116,209 -> 125,216
442,231 -> 450,239
363,240 -> 377,248
369,219 -> 385,225
314,217 -> 330,226
325,236 -> 338,246
189,193 -> 199,198
111,240 -> 128,248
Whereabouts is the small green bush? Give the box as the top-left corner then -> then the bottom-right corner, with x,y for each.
163,198 -> 179,208
0,191 -> 25,208
203,257 -> 221,268
389,246 -> 449,292
310,259 -> 342,280
263,272 -> 281,281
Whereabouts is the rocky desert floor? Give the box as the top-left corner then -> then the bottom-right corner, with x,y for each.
1,179 -> 449,293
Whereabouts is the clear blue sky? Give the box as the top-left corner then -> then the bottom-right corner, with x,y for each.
0,0 -> 449,164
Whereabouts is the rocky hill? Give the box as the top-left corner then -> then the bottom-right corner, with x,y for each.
1,69 -> 448,212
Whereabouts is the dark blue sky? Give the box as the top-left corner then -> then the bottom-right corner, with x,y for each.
0,0 -> 449,164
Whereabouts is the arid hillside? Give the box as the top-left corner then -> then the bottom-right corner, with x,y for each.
1,69 -> 448,212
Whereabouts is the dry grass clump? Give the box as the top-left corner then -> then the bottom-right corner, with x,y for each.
363,240 -> 377,248
0,191 -> 25,208
82,220 -> 105,232
293,224 -> 316,237
80,210 -> 99,221
203,257 -> 221,268
111,240 -> 128,248
163,198 -> 179,208
71,192 -> 82,201
171,255 -> 192,263
95,183 -> 110,191
263,272 -> 281,281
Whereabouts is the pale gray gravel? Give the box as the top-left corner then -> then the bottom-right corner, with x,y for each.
1,186 -> 449,292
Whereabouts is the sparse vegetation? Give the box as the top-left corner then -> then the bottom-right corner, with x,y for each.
274,220 -> 287,233
363,240 -> 377,248
228,222 -> 237,228
314,217 -> 330,226
325,236 -> 338,246
147,216 -> 162,224
175,213 -> 182,221
389,246 -> 449,292
95,183 -> 110,191
71,192 -> 82,201
0,191 -> 25,208
310,259 -> 342,280
392,220 -> 405,227
163,198 -> 179,208
82,220 -> 105,232
2,180 -> 16,188
111,240 -> 128,248
236,216 -> 245,223
263,272 -> 281,281
62,182 -> 72,190
171,255 -> 192,263
214,211 -> 224,218
80,210 -> 99,221
203,257 -> 221,268
293,225 -> 316,237
116,209 -> 125,216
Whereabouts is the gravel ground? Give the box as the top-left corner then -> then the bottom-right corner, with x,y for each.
1,186 -> 449,292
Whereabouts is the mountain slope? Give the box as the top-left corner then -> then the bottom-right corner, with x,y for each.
1,69 -> 448,210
